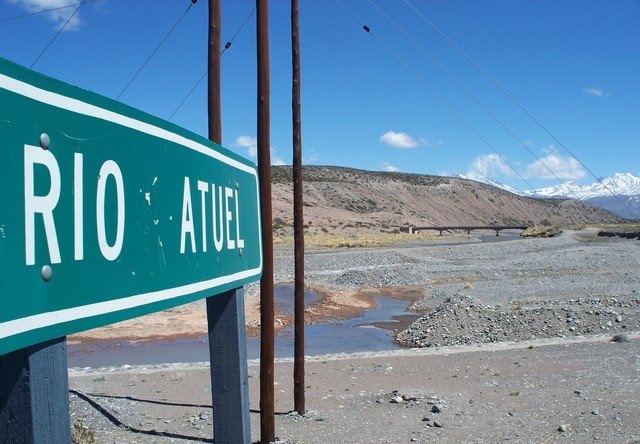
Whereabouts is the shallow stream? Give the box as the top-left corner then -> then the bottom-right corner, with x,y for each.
67,233 -> 522,367
67,287 -> 418,368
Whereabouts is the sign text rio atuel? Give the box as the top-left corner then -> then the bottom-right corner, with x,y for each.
0,58 -> 262,355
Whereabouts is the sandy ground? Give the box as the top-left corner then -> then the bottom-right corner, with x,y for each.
69,334 -> 640,443
67,231 -> 640,443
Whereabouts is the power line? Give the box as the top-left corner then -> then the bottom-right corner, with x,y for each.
168,6 -> 255,121
367,0 -> 572,198
402,0 -> 639,219
221,6 -> 255,56
334,0 -> 535,191
30,0 -> 86,69
0,0 -> 100,23
116,0 -> 197,101
339,0 -> 638,250
168,71 -> 206,121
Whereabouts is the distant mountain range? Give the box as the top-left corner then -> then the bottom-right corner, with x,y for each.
466,173 -> 640,220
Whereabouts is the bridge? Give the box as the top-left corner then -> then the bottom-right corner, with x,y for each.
407,225 -> 529,236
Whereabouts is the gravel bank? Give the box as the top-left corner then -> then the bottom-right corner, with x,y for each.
397,293 -> 640,347
274,231 -> 640,304
271,230 -> 640,347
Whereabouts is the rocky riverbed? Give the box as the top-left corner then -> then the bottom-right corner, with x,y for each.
68,229 -> 640,443
397,293 -> 640,348
272,229 -> 640,347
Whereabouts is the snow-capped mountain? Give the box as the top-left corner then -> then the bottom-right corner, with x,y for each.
524,173 -> 640,200
456,174 -> 523,195
525,173 -> 640,220
460,172 -> 640,219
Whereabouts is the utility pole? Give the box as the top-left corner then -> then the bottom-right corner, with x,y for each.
291,0 -> 305,415
208,0 -> 221,143
257,0 -> 275,443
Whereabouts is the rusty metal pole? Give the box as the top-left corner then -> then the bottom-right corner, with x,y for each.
291,0 -> 305,415
208,0 -> 221,143
257,0 -> 275,442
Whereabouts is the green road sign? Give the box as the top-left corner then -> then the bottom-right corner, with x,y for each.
0,58 -> 262,355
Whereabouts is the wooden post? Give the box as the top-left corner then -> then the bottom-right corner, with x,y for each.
256,0 -> 275,442
291,0 -> 305,415
207,289 -> 251,443
0,337 -> 71,443
208,0 -> 222,143
206,2 -> 251,443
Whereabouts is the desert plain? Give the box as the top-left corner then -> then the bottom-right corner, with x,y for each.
68,229 -> 640,443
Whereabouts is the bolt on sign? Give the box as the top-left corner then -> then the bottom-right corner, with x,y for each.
0,58 -> 262,355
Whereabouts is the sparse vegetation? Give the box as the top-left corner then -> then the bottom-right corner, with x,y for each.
521,226 -> 562,238
71,420 -> 97,444
612,333 -> 629,343
275,232 -> 441,248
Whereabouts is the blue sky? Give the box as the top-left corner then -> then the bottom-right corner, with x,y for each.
1,0 -> 638,191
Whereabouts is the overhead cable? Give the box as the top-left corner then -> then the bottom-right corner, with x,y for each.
402,0 -> 638,219
334,0 -> 535,191
117,0 -> 198,101
367,0 -> 571,198
168,6 -> 255,121
30,0 -> 87,69
0,0 -> 100,23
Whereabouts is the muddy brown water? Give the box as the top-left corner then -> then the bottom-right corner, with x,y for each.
67,287 -> 419,368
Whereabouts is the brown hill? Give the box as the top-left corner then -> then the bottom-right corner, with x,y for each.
270,166 -> 623,236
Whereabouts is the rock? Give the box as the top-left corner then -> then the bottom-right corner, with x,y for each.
433,420 -> 443,428
396,292 -> 640,349
421,415 -> 431,422
390,396 -> 404,404
558,424 -> 568,432
431,404 -> 444,413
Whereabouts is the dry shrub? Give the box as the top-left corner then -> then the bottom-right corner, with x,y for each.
71,420 -> 97,444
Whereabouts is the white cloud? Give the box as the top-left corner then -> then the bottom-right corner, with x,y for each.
381,162 -> 399,172
466,153 -> 514,180
524,152 -> 586,180
233,135 -> 288,165
418,137 -> 445,148
302,148 -> 318,164
233,135 -> 257,158
380,131 -> 418,149
270,147 -> 286,166
582,87 -> 609,97
9,0 -> 86,30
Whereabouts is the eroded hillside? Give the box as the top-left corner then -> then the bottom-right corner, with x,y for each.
270,166 -> 623,235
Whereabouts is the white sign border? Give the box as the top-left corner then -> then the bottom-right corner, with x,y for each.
0,72 -> 263,340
